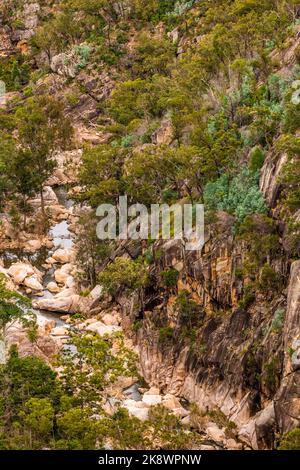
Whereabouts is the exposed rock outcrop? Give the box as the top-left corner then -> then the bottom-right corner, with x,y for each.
33,289 -> 82,314
6,323 -> 59,363
260,151 -> 288,208
151,119 -> 174,146
7,262 -> 43,291
274,261 -> 300,433
113,211 -> 289,449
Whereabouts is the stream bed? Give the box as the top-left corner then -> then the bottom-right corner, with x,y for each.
0,186 -> 74,328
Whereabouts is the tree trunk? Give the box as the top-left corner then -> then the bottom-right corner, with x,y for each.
23,195 -> 27,231
40,186 -> 45,216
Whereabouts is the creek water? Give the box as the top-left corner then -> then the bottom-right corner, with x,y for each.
0,186 -> 74,329
0,188 -> 146,408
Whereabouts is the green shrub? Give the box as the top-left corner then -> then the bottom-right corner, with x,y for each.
65,91 -> 81,107
161,268 -> 179,287
171,0 -> 196,17
116,31 -> 129,45
270,309 -> 285,333
207,409 -> 237,435
108,79 -> 147,125
74,44 -> 91,70
131,32 -> 175,77
283,220 -> 300,258
259,264 -> 282,293
159,327 -> 174,345
133,0 -> 178,23
147,403 -> 201,449
23,86 -> 33,97
235,267 -> 244,280
278,135 -> 300,216
0,56 -> 30,91
121,135 -> 134,148
263,356 -> 281,392
197,342 -> 207,355
238,291 -> 256,310
99,257 -> 149,296
143,248 -> 154,265
238,214 -> 280,265
249,146 -> 265,171
132,320 -> 143,332
204,168 -> 267,224
174,290 -> 201,326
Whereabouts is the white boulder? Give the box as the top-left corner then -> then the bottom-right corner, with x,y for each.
24,276 -> 43,291
85,322 -> 121,337
47,281 -> 60,293
52,248 -> 73,264
26,239 -> 43,251
206,422 -> 226,443
142,394 -> 162,407
101,313 -> 120,326
162,394 -> 189,417
51,326 -> 68,337
34,294 -> 79,313
54,263 -> 73,284
123,399 -> 149,421
8,262 -> 34,284
89,285 -> 103,301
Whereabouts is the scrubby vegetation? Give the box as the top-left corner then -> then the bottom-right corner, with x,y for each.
0,337 -> 200,450
278,428 -> 300,450
99,257 -> 149,295
0,0 -> 300,451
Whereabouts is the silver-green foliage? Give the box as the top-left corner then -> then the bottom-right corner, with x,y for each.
204,168 -> 267,223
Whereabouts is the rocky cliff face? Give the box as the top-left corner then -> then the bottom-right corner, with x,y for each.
275,261 -> 300,435
115,167 -> 298,449
117,247 -> 295,449
1,0 -> 299,451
